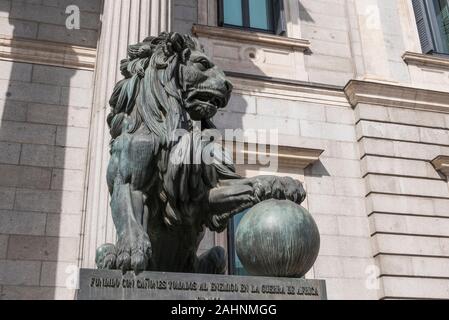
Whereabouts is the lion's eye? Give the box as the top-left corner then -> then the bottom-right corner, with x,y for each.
195,58 -> 212,70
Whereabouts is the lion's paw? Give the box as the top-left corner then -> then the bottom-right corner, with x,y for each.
251,176 -> 306,205
279,177 -> 306,204
116,231 -> 152,274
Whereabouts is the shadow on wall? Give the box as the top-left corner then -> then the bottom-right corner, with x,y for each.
304,161 -> 330,178
0,1 -> 101,300
298,0 -> 315,23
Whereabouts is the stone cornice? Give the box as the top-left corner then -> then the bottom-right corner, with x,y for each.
192,24 -> 311,52
228,74 -> 348,107
431,156 -> 449,176
344,80 -> 449,113
403,51 -> 449,70
265,146 -> 323,169
0,36 -> 97,70
229,142 -> 323,169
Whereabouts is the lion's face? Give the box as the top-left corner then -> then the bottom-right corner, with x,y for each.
180,49 -> 232,121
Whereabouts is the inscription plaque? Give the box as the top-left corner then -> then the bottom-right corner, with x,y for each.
77,269 -> 327,300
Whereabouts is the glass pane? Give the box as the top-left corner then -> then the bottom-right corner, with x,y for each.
224,0 -> 243,27
232,210 -> 249,276
434,0 -> 449,53
249,0 -> 273,30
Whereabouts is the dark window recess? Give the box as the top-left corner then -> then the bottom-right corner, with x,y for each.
227,210 -> 249,276
412,0 -> 449,55
218,0 -> 286,35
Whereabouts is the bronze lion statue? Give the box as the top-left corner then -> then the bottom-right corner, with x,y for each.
96,32 -> 306,274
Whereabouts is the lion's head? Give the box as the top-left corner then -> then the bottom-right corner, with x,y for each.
177,36 -> 232,121
108,32 -> 233,143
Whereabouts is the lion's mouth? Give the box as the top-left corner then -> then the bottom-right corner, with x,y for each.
186,89 -> 227,110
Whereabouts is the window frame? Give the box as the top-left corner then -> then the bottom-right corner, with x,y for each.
428,0 -> 449,54
413,0 -> 449,55
217,0 -> 277,34
227,210 -> 250,276
227,215 -> 237,275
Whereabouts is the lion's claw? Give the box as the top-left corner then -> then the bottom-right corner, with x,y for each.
116,251 -> 132,272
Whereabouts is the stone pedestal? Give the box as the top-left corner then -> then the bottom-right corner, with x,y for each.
77,269 -> 327,300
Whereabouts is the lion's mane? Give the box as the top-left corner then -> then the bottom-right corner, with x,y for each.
108,32 -> 198,145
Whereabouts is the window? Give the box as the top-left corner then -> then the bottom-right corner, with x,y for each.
412,0 -> 449,54
227,210 -> 249,275
218,0 -> 286,35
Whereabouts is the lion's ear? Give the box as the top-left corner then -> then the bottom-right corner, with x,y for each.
181,48 -> 191,64
169,33 -> 185,53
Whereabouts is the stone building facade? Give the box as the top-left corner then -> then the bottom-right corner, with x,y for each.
0,0 -> 449,300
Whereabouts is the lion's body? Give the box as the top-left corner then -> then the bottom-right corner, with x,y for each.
107,125 -> 232,272
96,32 -> 306,274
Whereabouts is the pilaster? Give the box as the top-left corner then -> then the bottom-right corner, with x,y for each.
81,0 -> 172,268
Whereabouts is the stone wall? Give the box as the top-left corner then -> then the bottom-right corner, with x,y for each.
356,100 -> 449,299
173,0 -> 197,35
0,0 -> 102,300
299,0 -> 355,85
0,0 -> 101,48
191,1 -> 449,300
210,77 -> 377,299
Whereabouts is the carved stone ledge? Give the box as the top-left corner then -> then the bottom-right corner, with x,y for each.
0,36 -> 97,70
227,74 -> 348,107
402,51 -> 449,70
229,142 -> 323,169
192,24 -> 311,52
431,156 -> 449,176
267,146 -> 324,169
344,80 -> 449,113
402,51 -> 449,93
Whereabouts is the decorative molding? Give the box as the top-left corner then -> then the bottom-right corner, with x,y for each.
228,74 -> 348,107
192,24 -> 311,52
431,156 -> 449,176
0,36 -> 97,70
344,80 -> 449,113
228,142 -> 323,169
403,51 -> 449,70
266,146 -> 324,169
226,71 -> 343,91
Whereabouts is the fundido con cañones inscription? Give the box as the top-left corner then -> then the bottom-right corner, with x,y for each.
78,270 -> 326,300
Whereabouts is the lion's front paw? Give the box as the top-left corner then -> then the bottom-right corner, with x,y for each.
252,176 -> 306,205
116,230 -> 152,274
278,176 -> 306,204
251,178 -> 273,203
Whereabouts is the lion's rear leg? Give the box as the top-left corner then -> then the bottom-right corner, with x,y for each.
96,181 -> 152,273
97,132 -> 157,273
